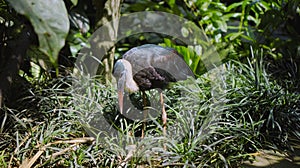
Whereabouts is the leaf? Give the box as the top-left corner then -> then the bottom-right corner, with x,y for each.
223,13 -> 241,20
225,32 -> 243,41
7,0 -> 70,66
70,0 -> 78,6
166,0 -> 175,8
226,1 -> 243,12
215,20 -> 227,32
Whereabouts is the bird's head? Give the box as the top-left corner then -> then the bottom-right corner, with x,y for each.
113,59 -> 139,114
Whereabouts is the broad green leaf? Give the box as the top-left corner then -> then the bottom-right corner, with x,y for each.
8,0 -> 70,66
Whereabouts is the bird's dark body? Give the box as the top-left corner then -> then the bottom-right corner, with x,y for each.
133,66 -> 172,91
122,44 -> 193,91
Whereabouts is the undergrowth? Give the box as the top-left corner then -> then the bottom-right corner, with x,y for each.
0,60 -> 299,167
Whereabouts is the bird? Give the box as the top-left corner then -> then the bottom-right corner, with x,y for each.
113,44 -> 194,139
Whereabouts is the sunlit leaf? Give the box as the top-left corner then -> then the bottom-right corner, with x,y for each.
216,20 -> 227,32
7,0 -> 70,66
70,0 -> 78,6
226,1 -> 243,12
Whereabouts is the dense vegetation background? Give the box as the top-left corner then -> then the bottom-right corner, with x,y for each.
0,0 -> 299,167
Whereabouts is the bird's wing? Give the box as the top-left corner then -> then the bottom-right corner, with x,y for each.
123,44 -> 194,81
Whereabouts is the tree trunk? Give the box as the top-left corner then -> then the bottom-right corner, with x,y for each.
93,0 -> 122,84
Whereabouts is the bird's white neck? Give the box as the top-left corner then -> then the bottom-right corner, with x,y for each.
122,60 -> 139,93
125,75 -> 139,93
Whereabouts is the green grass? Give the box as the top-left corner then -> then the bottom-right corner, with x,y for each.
0,59 -> 299,167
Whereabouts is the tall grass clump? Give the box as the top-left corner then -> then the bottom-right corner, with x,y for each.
162,57 -> 299,167
224,58 -> 300,152
163,68 -> 257,167
0,77 -> 91,167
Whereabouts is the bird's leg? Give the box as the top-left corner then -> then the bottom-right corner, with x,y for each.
141,91 -> 148,138
160,91 -> 167,150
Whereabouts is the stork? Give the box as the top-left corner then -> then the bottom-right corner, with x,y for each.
113,44 -> 194,138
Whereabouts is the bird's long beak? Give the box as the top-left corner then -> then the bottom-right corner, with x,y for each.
117,72 -> 126,114
118,89 -> 124,114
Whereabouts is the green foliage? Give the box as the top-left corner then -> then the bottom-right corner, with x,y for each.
1,0 -> 300,167
1,59 -> 299,167
225,59 -> 300,149
69,0 -> 78,6
7,0 -> 70,69
159,39 -> 207,76
0,150 -> 8,167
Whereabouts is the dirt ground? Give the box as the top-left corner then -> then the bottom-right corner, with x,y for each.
243,147 -> 300,168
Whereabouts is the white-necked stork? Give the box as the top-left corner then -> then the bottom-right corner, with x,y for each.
113,44 -> 194,138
